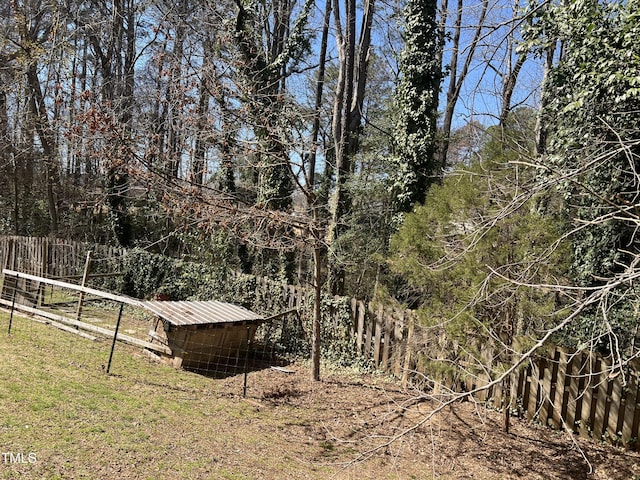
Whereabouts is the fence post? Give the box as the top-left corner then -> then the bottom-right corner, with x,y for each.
7,273 -> 18,334
401,315 -> 415,388
106,302 -> 125,375
76,251 -> 93,321
243,325 -> 252,397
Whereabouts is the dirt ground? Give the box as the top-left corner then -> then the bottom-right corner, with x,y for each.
227,363 -> 640,480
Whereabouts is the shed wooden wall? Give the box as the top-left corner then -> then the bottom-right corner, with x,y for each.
149,318 -> 257,371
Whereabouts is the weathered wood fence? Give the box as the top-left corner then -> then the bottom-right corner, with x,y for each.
251,274 -> 640,449
0,236 -> 126,279
2,236 -> 639,448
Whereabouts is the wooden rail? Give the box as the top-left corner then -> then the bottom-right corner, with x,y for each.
0,298 -> 170,355
2,269 -> 142,307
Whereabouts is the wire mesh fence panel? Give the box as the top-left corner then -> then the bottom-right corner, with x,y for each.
146,315 -> 300,384
1,277 -> 119,375
1,270 -> 306,397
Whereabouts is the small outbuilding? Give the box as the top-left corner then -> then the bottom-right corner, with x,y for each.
143,300 -> 265,371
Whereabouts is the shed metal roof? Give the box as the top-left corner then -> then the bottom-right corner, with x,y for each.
141,300 -> 264,327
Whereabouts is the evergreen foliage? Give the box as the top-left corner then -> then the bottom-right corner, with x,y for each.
524,0 -> 640,354
389,112 -> 570,379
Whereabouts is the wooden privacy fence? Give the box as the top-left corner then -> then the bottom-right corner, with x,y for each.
248,275 -> 413,378
2,236 -> 639,448
258,278 -> 640,448
344,299 -> 640,448
0,236 -> 126,279
515,348 -> 640,447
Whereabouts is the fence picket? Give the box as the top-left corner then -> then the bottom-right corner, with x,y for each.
401,316 -> 415,388
381,310 -> 393,370
564,353 -> 582,432
392,311 -> 406,377
592,357 -> 611,441
373,304 -> 384,366
539,351 -> 558,427
551,348 -> 569,430
526,361 -> 541,420
579,355 -> 598,438
356,300 -> 366,355
364,303 -> 375,356
607,370 -> 623,443
621,363 -> 640,447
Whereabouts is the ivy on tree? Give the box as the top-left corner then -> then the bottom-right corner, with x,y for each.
525,0 -> 640,355
392,0 -> 442,212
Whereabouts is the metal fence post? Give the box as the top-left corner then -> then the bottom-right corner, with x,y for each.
8,273 -> 18,334
243,325 -> 252,397
106,303 -> 125,374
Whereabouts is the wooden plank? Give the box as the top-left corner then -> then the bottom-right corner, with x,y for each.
592,357 -> 610,441
550,347 -> 569,429
493,372 -> 503,407
76,251 -> 93,321
565,352 -> 584,432
527,359 -> 542,421
364,303 -> 375,356
2,269 -> 142,307
381,310 -> 395,372
356,300 -> 365,355
606,370 -> 623,442
621,370 -> 640,447
401,316 -> 415,388
0,299 -> 171,354
477,347 -> 494,403
392,311 -> 406,378
540,351 -> 558,427
579,355 -> 598,439
350,297 -> 357,337
42,237 -> 49,277
42,318 -> 98,341
515,364 -> 527,398
373,304 -> 384,366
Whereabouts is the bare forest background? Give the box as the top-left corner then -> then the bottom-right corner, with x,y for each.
2,0 -> 640,434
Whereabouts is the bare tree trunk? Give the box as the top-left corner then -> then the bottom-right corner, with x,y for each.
438,0 -> 488,169
308,0 -> 332,192
192,36 -> 213,186
166,1 -> 187,178
498,54 -> 526,128
535,45 -> 555,156
328,0 -> 375,295
312,244 -> 323,380
26,66 -> 60,232
499,0 -> 527,130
